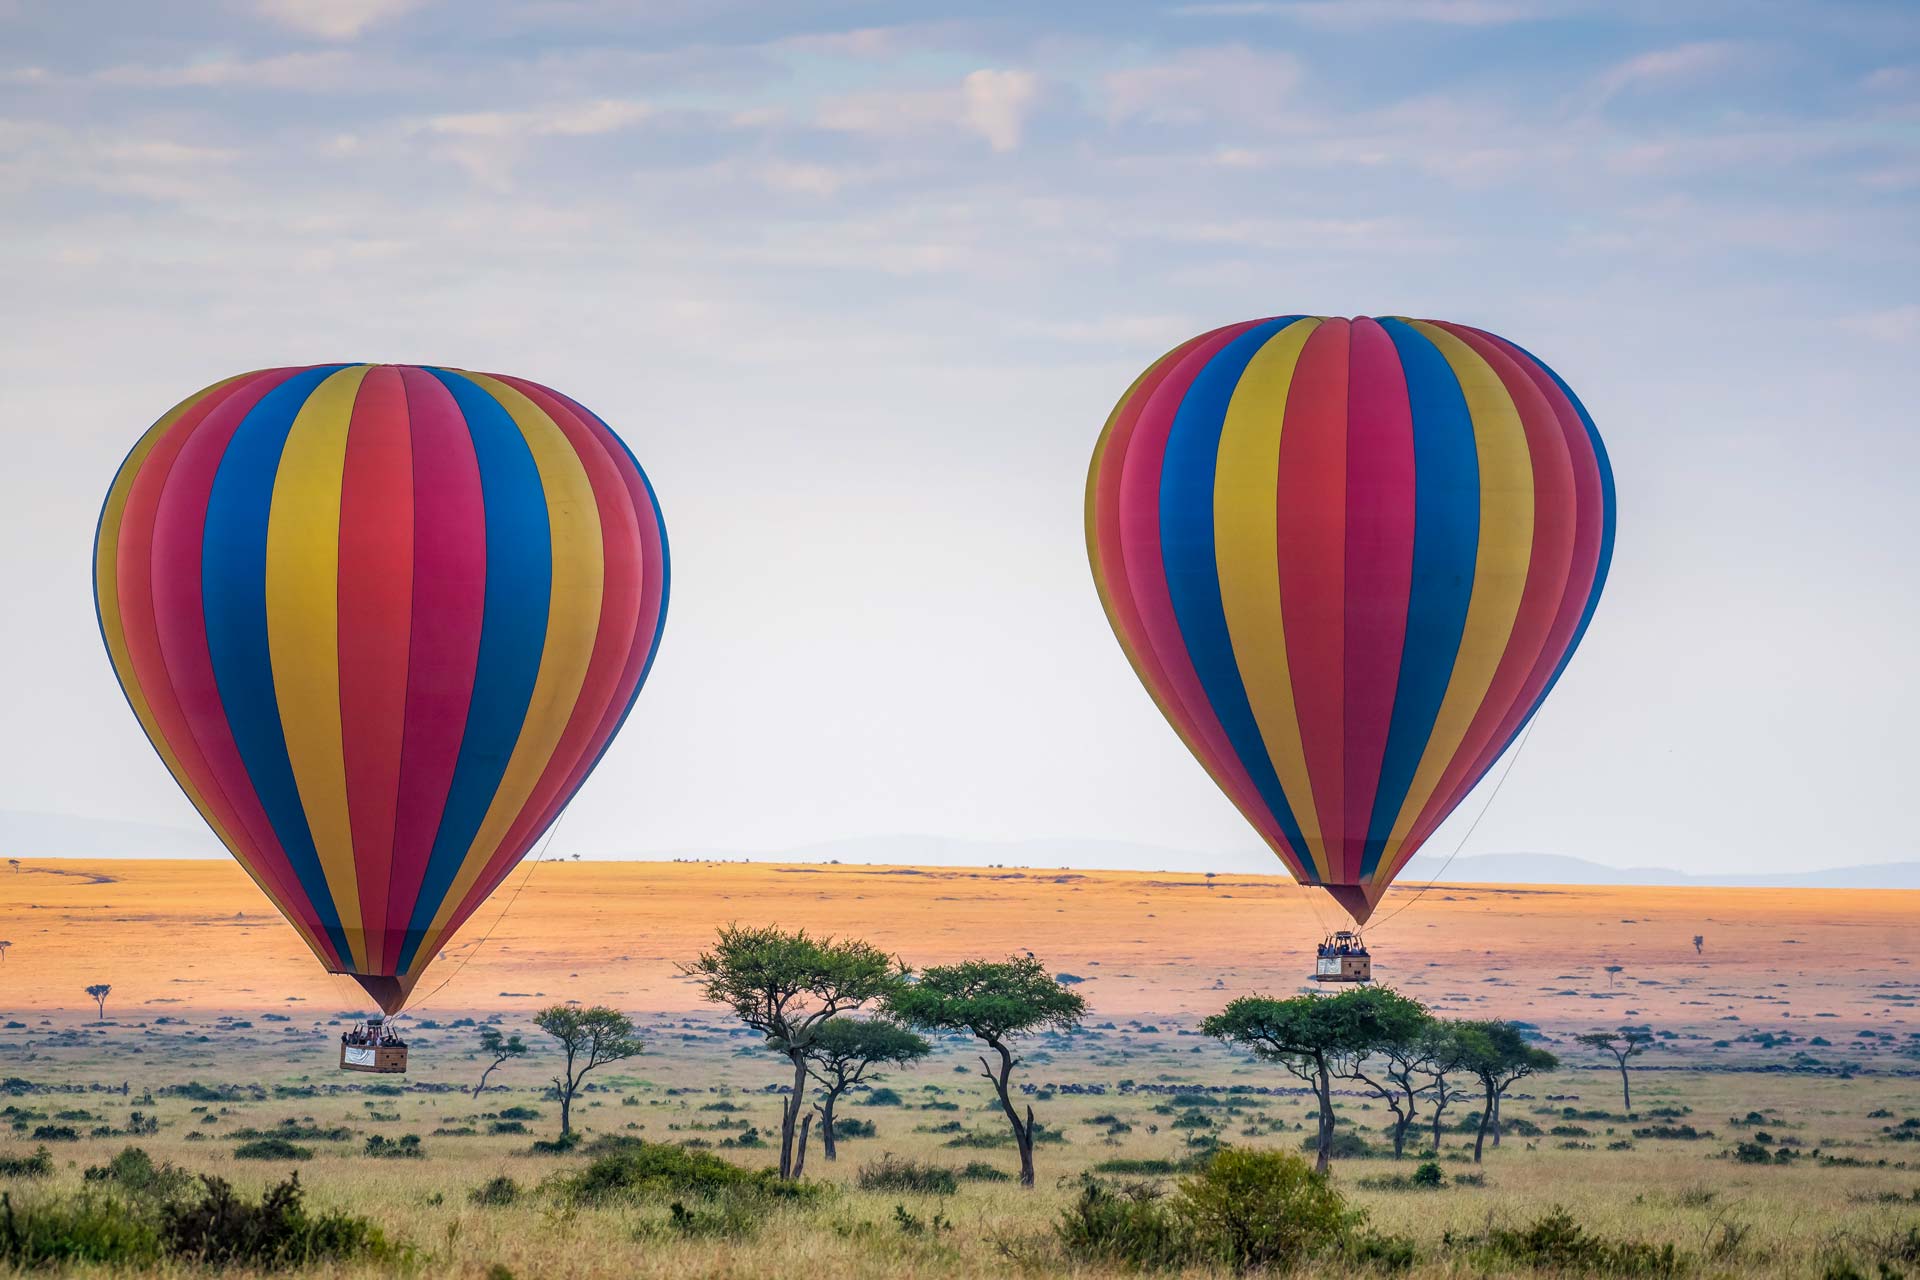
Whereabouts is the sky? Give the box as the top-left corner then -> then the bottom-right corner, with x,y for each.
1,0 -> 1915,877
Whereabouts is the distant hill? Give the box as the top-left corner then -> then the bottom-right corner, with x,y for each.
0,809 -> 219,858
7,812 -> 1915,889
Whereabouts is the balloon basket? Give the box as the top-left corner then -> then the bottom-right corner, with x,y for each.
1311,931 -> 1372,984
340,1044 -> 408,1073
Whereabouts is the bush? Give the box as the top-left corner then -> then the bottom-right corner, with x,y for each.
363,1134 -> 424,1159
82,1147 -> 194,1202
29,1125 -> 79,1142
1412,1160 -> 1445,1188
469,1176 -> 521,1207
0,1191 -> 160,1267
1176,1148 -> 1358,1270
496,1106 -> 541,1120
1299,1129 -> 1377,1158
552,1141 -> 810,1207
1055,1177 -> 1191,1270
865,1088 -> 904,1106
528,1130 -> 580,1154
0,1146 -> 54,1178
1466,1206 -> 1682,1276
857,1154 -> 957,1195
160,1173 -> 394,1268
233,1137 -> 313,1161
960,1160 -> 1011,1182
834,1117 -> 877,1139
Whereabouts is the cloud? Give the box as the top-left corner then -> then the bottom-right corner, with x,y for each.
1840,304 -> 1920,344
252,0 -> 427,40
962,69 -> 1038,152
1589,40 -> 1748,108
424,99 -> 653,139
1103,45 -> 1301,125
93,50 -> 367,91
816,69 -> 1040,152
1169,0 -> 1564,25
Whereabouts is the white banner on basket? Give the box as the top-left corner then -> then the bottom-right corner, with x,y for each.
344,1046 -> 377,1066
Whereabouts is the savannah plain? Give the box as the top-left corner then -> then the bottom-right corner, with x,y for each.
3,858 -> 1918,1277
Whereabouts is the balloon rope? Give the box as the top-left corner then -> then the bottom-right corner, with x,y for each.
395,807 -> 571,1020
1368,718 -> 1539,932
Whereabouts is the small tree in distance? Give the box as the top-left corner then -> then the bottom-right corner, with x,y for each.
86,983 -> 111,1020
1576,1026 -> 1654,1112
1603,964 -> 1624,987
532,1005 -> 643,1138
0,940 -> 11,963
1693,934 -> 1705,955
804,1018 -> 930,1160
472,1025 -> 529,1099
682,925 -> 903,1179
887,954 -> 1086,1187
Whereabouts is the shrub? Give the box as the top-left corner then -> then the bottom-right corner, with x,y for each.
865,1088 -> 904,1106
0,1146 -> 54,1178
29,1125 -> 79,1142
488,1120 -> 529,1135
468,1176 -> 520,1207
833,1117 -> 877,1139
82,1147 -> 194,1202
363,1134 -> 424,1159
1299,1129 -> 1377,1158
1054,1177 -> 1190,1270
0,1191 -> 160,1266
528,1131 -> 580,1155
233,1137 -> 313,1161
552,1141 -> 810,1206
857,1154 -> 957,1195
159,1173 -> 394,1268
496,1106 -> 541,1121
1412,1160 -> 1445,1188
1466,1206 -> 1683,1276
1176,1149 -> 1358,1270
960,1160 -> 1011,1182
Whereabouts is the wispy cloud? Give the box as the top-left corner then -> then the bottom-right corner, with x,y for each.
1841,304 -> 1920,344
1588,40 -> 1750,109
253,0 -> 428,40
1169,0 -> 1565,26
1103,45 -> 1300,124
962,69 -> 1039,152
817,69 -> 1042,152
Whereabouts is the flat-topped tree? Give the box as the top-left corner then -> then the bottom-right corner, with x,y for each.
1326,988 -> 1434,1158
533,1005 -> 643,1138
804,1017 -> 930,1160
0,940 -> 11,963
86,983 -> 111,1020
1204,987 -> 1429,1173
472,1025 -> 530,1100
1576,1026 -> 1655,1113
682,925 -> 904,1179
1453,1019 -> 1558,1162
887,955 -> 1085,1187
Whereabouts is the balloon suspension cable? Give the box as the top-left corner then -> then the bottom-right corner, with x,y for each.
393,807 -> 572,1021
1368,717 -> 1540,933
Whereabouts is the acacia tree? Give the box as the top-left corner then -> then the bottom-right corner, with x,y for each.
1204,987 -> 1423,1173
1454,1020 -> 1558,1162
887,955 -> 1085,1187
532,1005 -> 643,1138
804,1017 -> 930,1161
86,983 -> 111,1020
1576,1026 -> 1654,1113
1330,988 -> 1434,1158
472,1024 -> 529,1100
1421,1023 -> 1473,1154
682,925 -> 903,1179
0,940 -> 11,963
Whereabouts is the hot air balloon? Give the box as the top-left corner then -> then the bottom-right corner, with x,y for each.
1086,316 -> 1614,963
94,365 -> 669,1040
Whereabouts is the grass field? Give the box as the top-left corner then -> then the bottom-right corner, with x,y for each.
2,859 -> 1917,1276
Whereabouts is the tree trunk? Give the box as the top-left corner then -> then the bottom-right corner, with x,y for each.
1490,1092 -> 1503,1148
778,1053 -> 807,1179
1431,1102 -> 1445,1155
821,1090 -> 839,1161
1313,1060 -> 1333,1175
558,1086 -> 573,1136
1017,1104 -> 1036,1187
1473,1094 -> 1493,1163
793,1112 -> 813,1180
1392,1111 -> 1409,1158
1618,1061 -> 1632,1113
985,1044 -> 1036,1187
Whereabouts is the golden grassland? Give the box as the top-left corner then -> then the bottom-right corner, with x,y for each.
1,859 -> 1917,1277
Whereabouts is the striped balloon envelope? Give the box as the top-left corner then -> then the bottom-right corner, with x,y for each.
94,365 -> 669,1012
1086,317 -> 1614,924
